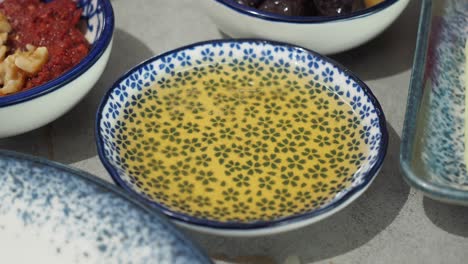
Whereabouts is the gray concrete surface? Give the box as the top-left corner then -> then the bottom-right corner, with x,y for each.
1,0 -> 468,263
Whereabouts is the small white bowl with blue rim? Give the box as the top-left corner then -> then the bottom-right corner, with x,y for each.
0,0 -> 114,138
200,0 -> 409,55
96,39 -> 388,236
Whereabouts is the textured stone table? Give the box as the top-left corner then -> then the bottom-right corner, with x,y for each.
2,0 -> 468,263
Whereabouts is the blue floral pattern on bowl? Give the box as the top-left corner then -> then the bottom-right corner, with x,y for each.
96,40 -> 388,231
0,150 -> 211,263
79,0 -> 107,42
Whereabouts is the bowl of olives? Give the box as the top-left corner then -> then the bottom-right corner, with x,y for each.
200,0 -> 409,54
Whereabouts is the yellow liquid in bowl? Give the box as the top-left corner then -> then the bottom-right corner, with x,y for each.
118,68 -> 369,222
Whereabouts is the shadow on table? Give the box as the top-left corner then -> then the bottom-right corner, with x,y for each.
42,28 -> 154,164
187,123 -> 409,263
331,0 -> 421,81
0,125 -> 50,158
423,198 -> 468,238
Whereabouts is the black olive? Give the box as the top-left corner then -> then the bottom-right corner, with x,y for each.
257,0 -> 317,16
313,0 -> 355,16
235,0 -> 264,8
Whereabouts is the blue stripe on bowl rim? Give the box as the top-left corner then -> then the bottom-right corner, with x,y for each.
213,0 -> 400,23
0,0 -> 115,108
95,39 -> 389,231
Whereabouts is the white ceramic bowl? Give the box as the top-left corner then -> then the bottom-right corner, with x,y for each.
0,0 -> 114,138
200,0 -> 409,55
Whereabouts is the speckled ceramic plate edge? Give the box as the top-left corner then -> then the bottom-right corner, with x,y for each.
0,149 -> 213,262
400,0 -> 468,205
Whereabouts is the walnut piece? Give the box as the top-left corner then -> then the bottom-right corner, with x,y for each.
0,55 -> 25,94
0,13 -> 11,33
0,12 -> 48,95
15,45 -> 49,74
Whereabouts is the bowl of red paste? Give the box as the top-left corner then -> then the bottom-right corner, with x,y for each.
0,0 -> 114,138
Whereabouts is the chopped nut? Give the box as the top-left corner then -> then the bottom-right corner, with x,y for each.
0,13 -> 11,33
0,56 -> 25,94
0,32 -> 8,45
0,46 -> 7,61
0,11 -> 48,94
25,44 -> 34,51
15,46 -> 49,74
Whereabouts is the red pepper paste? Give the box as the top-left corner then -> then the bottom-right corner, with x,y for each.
0,0 -> 89,91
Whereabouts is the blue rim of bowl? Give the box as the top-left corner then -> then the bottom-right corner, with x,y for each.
0,0 -> 115,108
214,0 -> 400,23
95,39 -> 389,230
400,0 -> 468,204
0,150 -> 212,263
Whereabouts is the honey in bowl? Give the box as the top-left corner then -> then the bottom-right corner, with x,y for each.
117,64 -> 369,223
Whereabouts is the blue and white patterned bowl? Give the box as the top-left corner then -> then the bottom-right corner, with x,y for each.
96,39 -> 388,236
0,0 -> 114,138
0,150 -> 211,263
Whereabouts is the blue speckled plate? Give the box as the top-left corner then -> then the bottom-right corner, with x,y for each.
401,0 -> 468,205
0,150 -> 211,263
